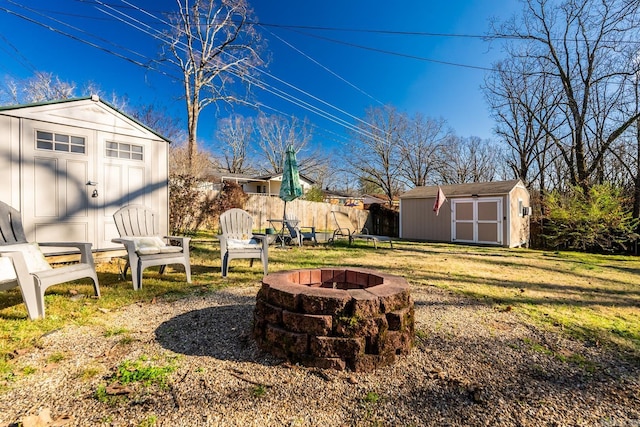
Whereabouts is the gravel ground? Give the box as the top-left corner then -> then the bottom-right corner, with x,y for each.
0,284 -> 638,427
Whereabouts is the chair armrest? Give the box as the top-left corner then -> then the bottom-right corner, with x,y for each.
252,234 -> 269,253
111,238 -> 138,253
360,228 -> 370,235
164,236 -> 191,247
336,227 -> 351,236
216,235 -> 227,253
38,242 -> 94,264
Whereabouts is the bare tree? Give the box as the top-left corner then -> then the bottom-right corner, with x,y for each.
493,0 -> 640,190
254,113 -> 314,174
399,113 -> 449,187
215,115 -> 254,173
128,102 -> 184,142
484,55 -> 560,191
0,72 -> 75,105
347,105 -> 405,205
164,0 -> 265,170
169,142 -> 216,178
436,136 -> 499,184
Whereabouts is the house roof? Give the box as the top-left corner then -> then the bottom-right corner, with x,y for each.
253,173 -> 316,185
207,171 -> 316,185
0,95 -> 171,143
400,179 -> 525,199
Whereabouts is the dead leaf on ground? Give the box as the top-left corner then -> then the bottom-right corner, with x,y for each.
22,408 -> 52,427
105,383 -> 133,395
43,363 -> 59,373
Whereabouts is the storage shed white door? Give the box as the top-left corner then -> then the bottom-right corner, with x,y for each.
97,133 -> 153,250
452,198 -> 503,245
22,125 -> 97,247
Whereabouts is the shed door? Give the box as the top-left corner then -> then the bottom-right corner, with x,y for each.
452,198 -> 502,245
97,133 -> 152,250
21,124 -> 96,248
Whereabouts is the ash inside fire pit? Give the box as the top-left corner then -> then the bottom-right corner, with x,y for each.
252,268 -> 414,372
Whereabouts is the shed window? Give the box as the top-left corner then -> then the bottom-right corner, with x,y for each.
36,131 -> 86,154
106,141 -> 144,161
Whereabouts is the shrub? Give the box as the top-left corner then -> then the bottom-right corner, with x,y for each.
303,186 -> 325,202
543,184 -> 639,253
169,173 -> 207,236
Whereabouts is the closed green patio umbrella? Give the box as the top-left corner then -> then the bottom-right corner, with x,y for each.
278,145 -> 303,246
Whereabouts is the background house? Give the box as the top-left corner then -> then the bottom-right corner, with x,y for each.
0,96 -> 171,252
205,172 -> 315,196
399,180 -> 531,248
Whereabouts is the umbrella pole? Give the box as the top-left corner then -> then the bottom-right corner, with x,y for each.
281,200 -> 287,248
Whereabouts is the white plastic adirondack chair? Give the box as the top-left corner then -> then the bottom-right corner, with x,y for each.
0,201 -> 100,319
218,209 -> 268,277
112,204 -> 191,290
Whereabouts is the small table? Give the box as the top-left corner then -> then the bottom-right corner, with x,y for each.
268,218 -> 300,247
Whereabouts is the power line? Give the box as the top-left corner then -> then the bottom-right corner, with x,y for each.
263,27 -> 385,106
283,27 -> 498,72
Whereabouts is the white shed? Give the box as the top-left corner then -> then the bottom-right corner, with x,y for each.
0,96 -> 171,252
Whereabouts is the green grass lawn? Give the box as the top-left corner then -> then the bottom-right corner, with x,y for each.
1,236 -> 638,381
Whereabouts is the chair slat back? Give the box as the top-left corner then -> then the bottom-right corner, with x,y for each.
332,211 -> 356,233
0,201 -> 28,245
113,204 -> 159,237
219,209 -> 254,240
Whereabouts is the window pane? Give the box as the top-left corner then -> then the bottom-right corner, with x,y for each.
55,143 -> 69,151
37,141 -> 53,150
104,141 -> 143,161
71,145 -> 85,153
71,136 -> 85,145
55,134 -> 69,143
37,131 -> 53,141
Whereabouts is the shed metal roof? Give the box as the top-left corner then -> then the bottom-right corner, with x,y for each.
0,95 -> 171,143
400,179 -> 524,199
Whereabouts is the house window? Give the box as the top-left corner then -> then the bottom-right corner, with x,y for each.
36,131 -> 86,154
106,141 -> 144,161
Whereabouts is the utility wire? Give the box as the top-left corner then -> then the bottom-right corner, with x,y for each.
284,26 -> 497,72
263,26 -> 385,106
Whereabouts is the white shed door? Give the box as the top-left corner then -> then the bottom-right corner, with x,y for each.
22,125 -> 97,247
452,198 -> 503,245
97,133 -> 152,250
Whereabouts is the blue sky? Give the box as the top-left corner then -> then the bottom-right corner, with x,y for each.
0,1 -> 522,151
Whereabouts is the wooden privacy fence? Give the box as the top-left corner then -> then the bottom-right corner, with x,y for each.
243,195 -> 369,233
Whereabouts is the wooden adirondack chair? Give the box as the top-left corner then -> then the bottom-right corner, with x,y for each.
112,204 -> 191,290
0,201 -> 100,319
218,209 -> 268,277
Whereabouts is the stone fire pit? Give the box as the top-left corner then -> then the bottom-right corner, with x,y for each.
253,268 -> 414,372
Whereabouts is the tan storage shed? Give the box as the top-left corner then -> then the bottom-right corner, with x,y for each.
400,180 -> 531,248
0,96 -> 171,253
